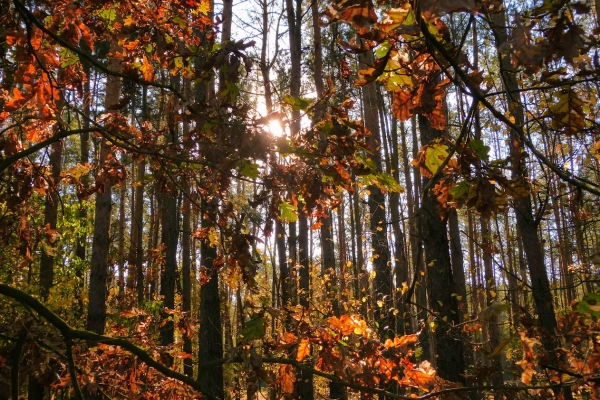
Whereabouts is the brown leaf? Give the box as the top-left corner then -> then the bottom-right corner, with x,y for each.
392,89 -> 415,121
420,0 -> 477,21
277,364 -> 296,394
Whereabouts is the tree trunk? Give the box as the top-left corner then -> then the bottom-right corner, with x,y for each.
418,114 -> 465,383
40,139 -> 63,299
359,49 -> 393,339
198,220 -> 224,398
490,10 -> 572,399
87,44 -> 122,334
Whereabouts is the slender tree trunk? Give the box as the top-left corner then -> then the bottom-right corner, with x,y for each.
352,182 -> 368,315
198,215 -> 224,398
490,10 -> 572,399
87,44 -> 122,334
389,117 -> 409,337
117,172 -> 126,298
40,139 -> 63,299
75,60 -> 91,319
359,49 -> 393,340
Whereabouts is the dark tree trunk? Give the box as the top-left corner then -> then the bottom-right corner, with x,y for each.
359,49 -> 393,339
418,114 -> 465,383
87,44 -> 122,335
198,233 -> 224,398
40,140 -> 63,299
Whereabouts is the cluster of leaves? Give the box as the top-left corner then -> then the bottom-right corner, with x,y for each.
511,293 -> 600,398
323,0 -> 600,218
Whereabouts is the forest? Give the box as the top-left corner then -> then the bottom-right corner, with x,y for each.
0,0 -> 599,398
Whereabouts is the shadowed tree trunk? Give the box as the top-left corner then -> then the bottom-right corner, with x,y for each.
418,113 -> 465,383
359,49 -> 393,340
490,9 -> 572,399
198,212 -> 224,398
87,42 -> 122,335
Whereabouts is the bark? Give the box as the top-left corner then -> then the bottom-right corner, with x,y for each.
87,45 -> 122,334
352,183 -> 368,315
390,118 -> 409,336
296,204 -> 314,399
181,77 -> 193,377
117,171 -> 126,297
198,208 -> 224,398
418,114 -> 465,383
75,60 -> 91,319
359,49 -> 393,339
40,140 -> 63,299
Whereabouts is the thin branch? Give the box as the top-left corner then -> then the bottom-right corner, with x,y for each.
65,337 -> 85,400
0,128 -> 98,174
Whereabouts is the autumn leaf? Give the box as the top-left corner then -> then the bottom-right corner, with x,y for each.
281,332 -> 298,345
297,338 -> 311,361
463,322 -> 483,333
355,48 -> 391,86
547,87 -> 587,136
392,89 -> 415,121
277,364 -> 296,394
384,334 -> 418,348
341,4 -> 377,27
283,95 -> 314,111
377,6 -> 415,33
279,200 -> 298,222
420,0 -> 477,21
468,139 -> 490,163
4,87 -> 29,113
424,141 -> 449,175
576,293 -> 600,318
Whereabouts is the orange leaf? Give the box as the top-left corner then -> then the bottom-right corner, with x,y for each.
327,316 -> 342,331
297,338 -> 311,361
4,87 -> 28,112
278,364 -> 296,394
123,40 -> 140,51
281,332 -> 298,345
385,334 -> 418,348
340,315 -> 356,335
392,89 -> 415,121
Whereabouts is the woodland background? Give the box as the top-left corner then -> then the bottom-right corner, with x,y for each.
0,0 -> 599,398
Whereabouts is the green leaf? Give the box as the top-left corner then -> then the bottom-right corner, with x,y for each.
279,201 -> 298,222
450,180 -> 469,200
468,139 -> 490,163
240,162 -> 259,179
424,143 -> 449,175
170,14 -> 187,29
577,293 -> 600,319
59,48 -> 79,68
375,41 -> 391,58
362,172 -> 403,193
488,334 -> 517,358
283,95 -> 314,112
241,314 -> 266,342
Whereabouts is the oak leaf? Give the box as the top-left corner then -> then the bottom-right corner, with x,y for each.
277,365 -> 296,394
297,338 -> 311,361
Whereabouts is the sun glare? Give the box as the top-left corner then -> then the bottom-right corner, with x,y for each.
268,119 -> 284,137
